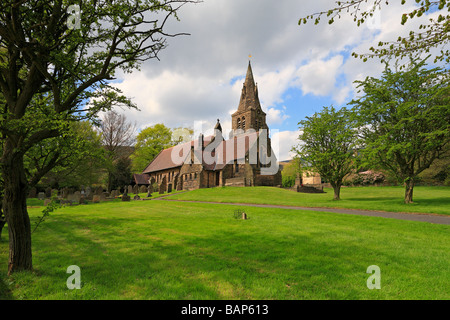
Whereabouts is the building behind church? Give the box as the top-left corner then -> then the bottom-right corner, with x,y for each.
141,62 -> 282,192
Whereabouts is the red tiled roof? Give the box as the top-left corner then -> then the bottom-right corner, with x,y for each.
142,132 -> 265,174
133,173 -> 150,185
142,136 -> 214,174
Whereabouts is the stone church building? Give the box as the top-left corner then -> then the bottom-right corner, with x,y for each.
141,62 -> 282,192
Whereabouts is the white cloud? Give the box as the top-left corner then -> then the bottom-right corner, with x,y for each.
106,0 -> 448,134
294,55 -> 344,97
272,130 -> 302,162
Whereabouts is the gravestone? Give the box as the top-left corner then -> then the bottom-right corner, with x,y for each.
133,194 -> 141,200
139,185 -> 147,194
28,187 -> 37,199
167,183 -> 172,193
100,193 -> 106,201
147,185 -> 153,197
159,177 -> 167,194
79,195 -> 86,204
133,184 -> 139,194
92,195 -> 101,203
95,186 -> 103,196
73,191 -> 81,203
128,185 -> 133,194
122,193 -> 130,202
62,187 -> 69,199
86,186 -> 92,196
38,192 -> 45,200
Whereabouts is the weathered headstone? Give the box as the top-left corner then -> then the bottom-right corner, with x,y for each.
127,185 -> 133,194
133,184 -> 139,194
38,192 -> 45,200
62,187 -> 69,199
93,195 -> 101,203
139,185 -> 147,194
95,186 -> 103,195
133,194 -> 141,200
79,195 -> 86,204
73,191 -> 81,203
159,177 -> 167,194
122,192 -> 130,202
167,183 -> 172,193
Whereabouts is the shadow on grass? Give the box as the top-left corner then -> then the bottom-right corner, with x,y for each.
0,276 -> 14,300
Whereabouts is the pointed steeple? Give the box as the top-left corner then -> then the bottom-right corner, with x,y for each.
237,61 -> 262,112
214,119 -> 222,133
231,61 -> 268,133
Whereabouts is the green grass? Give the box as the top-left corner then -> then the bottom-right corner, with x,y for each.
1,199 -> 449,300
168,186 -> 450,215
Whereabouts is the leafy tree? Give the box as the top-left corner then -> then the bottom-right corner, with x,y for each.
110,156 -> 133,191
281,157 -> 302,188
295,106 -> 358,200
299,0 -> 450,63
36,121 -> 106,189
350,58 -> 450,203
0,0 -> 197,274
131,124 -> 173,173
99,111 -> 136,191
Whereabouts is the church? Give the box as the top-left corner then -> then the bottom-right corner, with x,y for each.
141,62 -> 282,192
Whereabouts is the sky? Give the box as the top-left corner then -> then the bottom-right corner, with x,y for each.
109,0 -> 448,161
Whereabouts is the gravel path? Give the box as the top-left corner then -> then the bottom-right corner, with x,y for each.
155,198 -> 450,225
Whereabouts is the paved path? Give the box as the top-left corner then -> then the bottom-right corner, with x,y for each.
155,198 -> 450,225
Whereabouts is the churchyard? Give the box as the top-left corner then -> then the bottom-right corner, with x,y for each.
1,186 -> 448,300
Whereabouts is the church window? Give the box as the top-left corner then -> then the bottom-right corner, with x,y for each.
237,118 -> 241,129
242,117 -> 246,130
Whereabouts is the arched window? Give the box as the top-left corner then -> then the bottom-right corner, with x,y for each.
242,117 -> 246,131
237,118 -> 241,129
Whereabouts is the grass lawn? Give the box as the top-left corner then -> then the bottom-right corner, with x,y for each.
0,198 -> 448,299
168,186 -> 450,215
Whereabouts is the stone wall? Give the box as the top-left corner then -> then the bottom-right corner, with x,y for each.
148,167 -> 181,193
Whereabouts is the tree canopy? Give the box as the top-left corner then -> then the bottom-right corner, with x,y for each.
294,106 -> 359,200
131,124 -> 174,173
350,57 -> 450,203
0,0 -> 197,274
299,0 -> 450,63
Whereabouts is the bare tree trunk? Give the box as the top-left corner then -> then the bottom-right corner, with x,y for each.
404,178 -> 415,204
3,152 -> 32,275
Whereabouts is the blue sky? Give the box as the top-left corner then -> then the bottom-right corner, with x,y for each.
109,0 -> 448,161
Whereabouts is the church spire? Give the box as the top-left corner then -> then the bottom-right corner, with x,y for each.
231,62 -> 268,134
237,61 -> 261,112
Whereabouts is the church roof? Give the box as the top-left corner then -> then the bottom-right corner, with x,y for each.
142,136 -> 213,174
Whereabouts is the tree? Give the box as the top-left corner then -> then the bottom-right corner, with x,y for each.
0,0 -> 197,275
281,157 -> 302,188
299,0 -> 450,63
294,106 -> 358,200
110,156 -> 133,191
36,121 -> 106,189
350,58 -> 450,203
131,124 -> 173,173
99,111 -> 136,191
